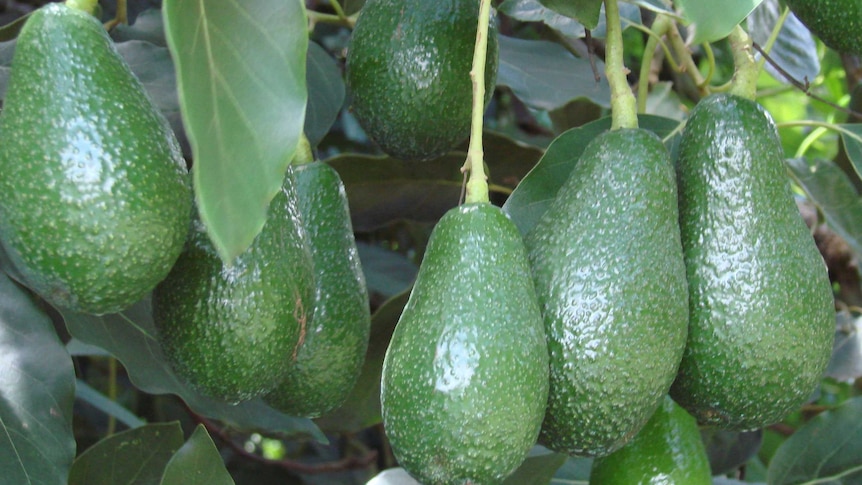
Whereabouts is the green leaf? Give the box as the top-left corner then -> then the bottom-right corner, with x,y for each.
502,115 -> 681,235
498,0 -> 642,39
0,272 -> 76,485
497,35 -> 610,111
110,9 -> 167,46
551,454 -> 593,483
160,425 -> 233,485
68,422 -> 184,485
828,312 -> 862,382
504,449 -> 567,485
787,157 -> 862,258
701,429 -> 763,475
59,298 -> 325,441
305,41 -> 345,146
838,124 -> 862,180
314,290 -> 409,433
163,0 -> 308,263
748,0 -> 819,84
537,0 -> 603,29
357,243 -> 418,299
75,379 -> 147,430
767,396 -> 862,484
676,0 -> 763,43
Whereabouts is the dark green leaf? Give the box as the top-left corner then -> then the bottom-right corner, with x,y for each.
68,422 -> 183,485
768,396 -> 862,484
551,454 -> 593,483
160,425 -> 233,485
357,243 -> 418,299
838,125 -> 862,181
75,379 -> 147,429
676,0 -> 763,43
60,298 -> 325,441
787,157 -> 862,258
502,115 -> 682,235
0,272 -> 75,485
497,35 -> 610,111
306,41 -> 345,146
314,290 -> 409,433
537,0 -> 602,29
748,0 -> 819,84
163,0 -> 308,263
828,312 -> 862,382
504,449 -> 567,485
701,429 -> 762,475
111,9 -> 167,46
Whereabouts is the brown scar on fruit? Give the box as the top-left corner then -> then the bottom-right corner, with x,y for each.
291,288 -> 307,361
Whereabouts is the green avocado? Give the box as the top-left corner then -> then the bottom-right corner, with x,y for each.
264,161 -> 371,418
153,170 -> 314,404
671,93 -> 834,430
346,0 -> 498,162
381,203 -> 549,484
525,128 -> 689,457
589,395 -> 713,485
0,3 -> 191,315
784,0 -> 862,55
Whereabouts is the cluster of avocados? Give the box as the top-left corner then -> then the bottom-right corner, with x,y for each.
347,0 -> 835,483
0,1 -> 371,418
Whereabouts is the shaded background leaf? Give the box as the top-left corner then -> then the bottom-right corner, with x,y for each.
828,312 -> 862,382
537,0 -> 602,29
160,424 -> 234,485
163,0 -> 308,262
305,41 -> 345,147
69,422 -> 184,485
0,272 -> 76,485
748,0 -> 820,84
75,379 -> 147,430
701,429 -> 763,476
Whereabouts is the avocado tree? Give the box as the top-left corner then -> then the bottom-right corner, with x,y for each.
0,0 -> 861,483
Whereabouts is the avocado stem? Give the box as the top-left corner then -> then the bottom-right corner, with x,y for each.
637,15 -> 672,114
292,133 -> 314,166
728,25 -> 759,100
462,0 -> 492,204
604,0 -> 638,130
103,0 -> 128,30
65,0 -> 99,15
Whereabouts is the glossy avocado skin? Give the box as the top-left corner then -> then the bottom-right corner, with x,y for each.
381,203 -> 549,485
525,129 -> 689,457
671,94 -> 834,430
0,3 -> 191,315
264,161 -> 371,418
346,0 -> 498,162
785,0 -> 862,55
153,170 -> 314,404
590,395 -> 713,485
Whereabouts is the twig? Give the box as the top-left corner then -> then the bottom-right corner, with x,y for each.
585,29 -> 601,83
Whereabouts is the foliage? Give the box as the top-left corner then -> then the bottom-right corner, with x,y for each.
0,0 -> 860,483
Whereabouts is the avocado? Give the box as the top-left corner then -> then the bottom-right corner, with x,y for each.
525,128 -> 689,457
0,3 -> 191,315
784,0 -> 862,55
671,93 -> 834,430
590,395 -> 713,485
152,169 -> 314,404
346,0 -> 498,162
381,203 -> 549,484
264,161 -> 371,418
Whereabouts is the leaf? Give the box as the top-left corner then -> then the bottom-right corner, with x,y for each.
497,35 -> 610,111
314,290 -> 409,433
68,422 -> 184,485
59,298 -> 325,441
624,0 -> 678,17
499,0 -> 642,39
787,157 -> 862,258
767,396 -> 862,484
838,125 -> 862,181
163,0 -> 308,263
305,41 -> 345,147
357,243 -> 418,300
503,114 -> 682,235
366,468 -> 419,485
748,0 -> 820,84
551,454 -> 593,483
503,449 -> 567,485
160,425 -> 234,485
537,0 -> 603,29
75,379 -> 147,430
701,429 -> 763,475
827,312 -> 862,382
0,272 -> 76,485
676,0 -> 764,44
110,9 -> 167,46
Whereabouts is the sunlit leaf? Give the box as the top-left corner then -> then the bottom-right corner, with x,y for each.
676,0 -> 763,43
748,0 -> 819,84
537,0 -> 602,29
160,425 -> 233,485
163,0 -> 308,263
68,422 -> 184,485
768,396 -> 862,484
0,272 -> 75,485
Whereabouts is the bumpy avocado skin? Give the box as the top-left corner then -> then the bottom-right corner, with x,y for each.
264,161 -> 371,418
381,203 -> 549,485
153,170 -> 314,404
346,0 -> 499,162
525,129 -> 689,457
671,94 -> 834,430
0,3 -> 191,315
785,0 -> 862,55
590,395 -> 713,485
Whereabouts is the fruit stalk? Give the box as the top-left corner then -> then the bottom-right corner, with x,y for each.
65,0 -> 98,15
728,25 -> 758,100
292,133 -> 314,166
604,0 -> 638,130
463,0 -> 493,204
